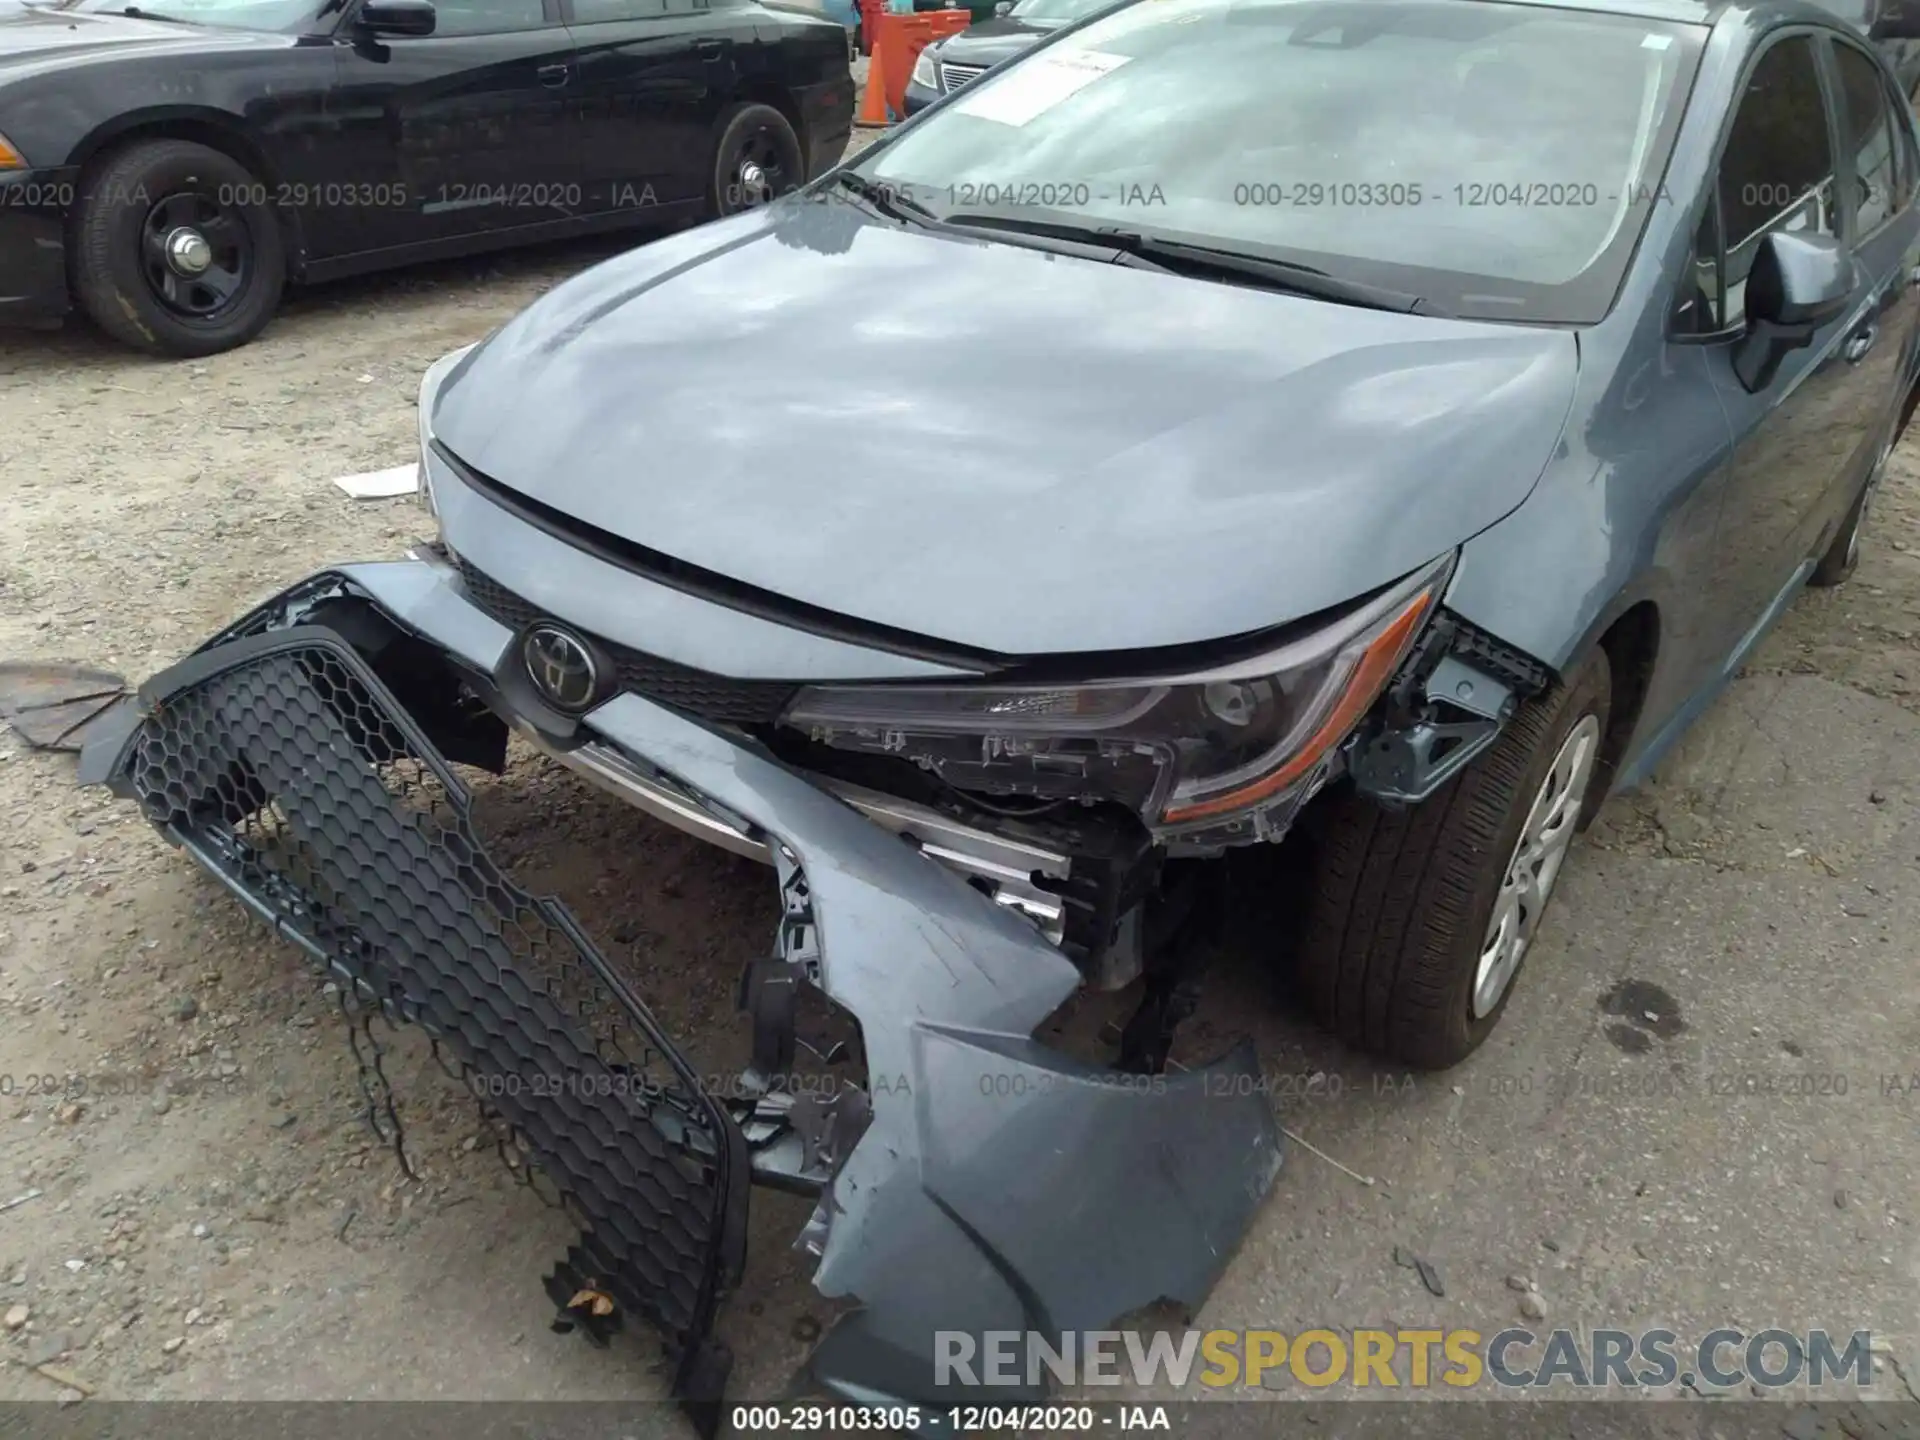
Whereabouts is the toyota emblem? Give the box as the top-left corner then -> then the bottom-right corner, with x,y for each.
522,623 -> 601,712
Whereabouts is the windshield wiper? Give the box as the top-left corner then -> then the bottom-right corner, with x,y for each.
117,6 -> 196,20
942,213 -> 1428,313
827,172 -> 938,227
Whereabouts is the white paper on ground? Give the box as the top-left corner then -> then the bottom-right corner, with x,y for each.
952,49 -> 1131,127
333,463 -> 418,499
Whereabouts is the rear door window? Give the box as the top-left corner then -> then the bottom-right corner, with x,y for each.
1834,40 -> 1902,234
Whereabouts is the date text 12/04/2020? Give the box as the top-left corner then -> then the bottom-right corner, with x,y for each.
728,1406 -> 1173,1431
850,179 -> 1677,210
461,1069 -> 1180,1101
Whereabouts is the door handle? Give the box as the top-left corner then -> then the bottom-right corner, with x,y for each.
537,61 -> 572,87
695,38 -> 724,59
1844,324 -> 1879,363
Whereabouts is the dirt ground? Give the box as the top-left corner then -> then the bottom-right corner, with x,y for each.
1,155 -> 1919,1419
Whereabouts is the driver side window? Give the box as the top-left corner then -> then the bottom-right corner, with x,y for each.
427,0 -> 551,34
1705,36 -> 1837,331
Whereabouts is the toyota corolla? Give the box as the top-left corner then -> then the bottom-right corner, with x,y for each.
80,0 -> 1920,1427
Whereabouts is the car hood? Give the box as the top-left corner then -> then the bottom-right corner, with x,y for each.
0,6 -> 270,65
432,200 -> 1579,658
929,18 -> 1053,63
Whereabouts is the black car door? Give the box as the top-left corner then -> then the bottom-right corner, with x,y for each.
561,0 -> 756,214
1692,31 -> 1880,667
321,0 -> 586,256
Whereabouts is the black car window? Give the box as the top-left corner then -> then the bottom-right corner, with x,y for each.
1716,35 -> 1836,329
1835,42 -> 1901,234
74,0 -> 327,28
428,0 -> 551,34
571,0 -> 666,18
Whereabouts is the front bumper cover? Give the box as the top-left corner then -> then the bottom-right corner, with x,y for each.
0,167 -> 75,327
79,560 -> 1284,1425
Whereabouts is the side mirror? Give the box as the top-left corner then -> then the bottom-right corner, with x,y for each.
995,1 -> 1011,13
1734,230 -> 1855,392
357,0 -> 436,35
1871,0 -> 1920,39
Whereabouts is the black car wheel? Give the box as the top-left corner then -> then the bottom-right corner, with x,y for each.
708,103 -> 805,219
71,139 -> 285,358
1293,646 -> 1613,1070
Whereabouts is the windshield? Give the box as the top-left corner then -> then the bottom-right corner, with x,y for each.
73,0 -> 326,29
856,0 -> 1704,322
1008,0 -> 1117,24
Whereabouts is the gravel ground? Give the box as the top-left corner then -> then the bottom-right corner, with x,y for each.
1,97 -> 1918,1418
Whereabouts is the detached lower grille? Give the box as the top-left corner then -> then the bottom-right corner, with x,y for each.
454,559 -> 799,725
940,60 -> 990,90
120,634 -> 746,1429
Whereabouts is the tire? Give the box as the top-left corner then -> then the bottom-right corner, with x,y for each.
1295,647 -> 1613,1070
71,139 -> 285,358
1809,431 -> 1892,587
707,103 -> 806,219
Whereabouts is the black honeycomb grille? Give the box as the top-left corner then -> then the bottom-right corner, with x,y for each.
120,633 -> 745,1421
454,559 -> 799,725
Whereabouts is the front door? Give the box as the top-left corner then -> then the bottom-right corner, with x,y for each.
1824,35 -> 1920,529
1696,31 -> 1878,666
325,0 -> 586,255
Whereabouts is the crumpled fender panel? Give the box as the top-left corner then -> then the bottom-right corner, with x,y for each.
81,631 -> 748,1434
586,692 -> 1286,1407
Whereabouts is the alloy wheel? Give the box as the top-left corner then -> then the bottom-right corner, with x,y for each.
1471,712 -> 1601,1018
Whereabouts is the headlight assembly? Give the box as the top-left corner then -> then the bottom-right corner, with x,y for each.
910,48 -> 940,90
783,554 -> 1455,843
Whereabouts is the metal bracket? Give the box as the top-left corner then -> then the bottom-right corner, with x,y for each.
1349,715 -> 1504,806
1425,655 -> 1513,722
1350,631 -> 1523,806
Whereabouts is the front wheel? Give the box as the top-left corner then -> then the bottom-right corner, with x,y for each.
1294,646 -> 1613,1069
71,139 -> 285,358
707,103 -> 805,219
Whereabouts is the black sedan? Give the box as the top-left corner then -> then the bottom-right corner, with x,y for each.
0,0 -> 852,355
902,0 -> 1113,113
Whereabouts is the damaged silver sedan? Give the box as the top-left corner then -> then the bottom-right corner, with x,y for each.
78,0 -> 1920,1426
